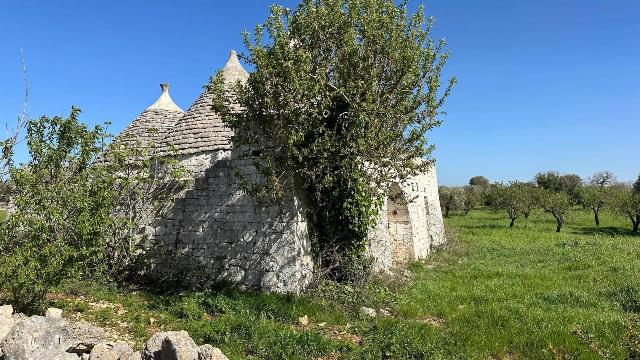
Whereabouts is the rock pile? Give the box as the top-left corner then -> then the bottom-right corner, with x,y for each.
0,305 -> 227,360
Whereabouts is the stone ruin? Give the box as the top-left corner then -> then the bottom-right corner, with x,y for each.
116,50 -> 446,293
0,305 -> 227,360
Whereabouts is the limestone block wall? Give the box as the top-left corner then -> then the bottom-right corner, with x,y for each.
148,150 -> 314,293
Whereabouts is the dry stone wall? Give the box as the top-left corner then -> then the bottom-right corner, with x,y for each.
148,150 -> 314,293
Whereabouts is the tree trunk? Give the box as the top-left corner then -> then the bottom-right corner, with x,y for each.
555,216 -> 563,233
593,208 -> 600,227
524,212 -> 530,219
633,216 -> 639,233
444,207 -> 450,218
509,217 -> 516,228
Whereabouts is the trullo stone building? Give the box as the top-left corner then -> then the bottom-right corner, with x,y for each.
119,51 -> 446,293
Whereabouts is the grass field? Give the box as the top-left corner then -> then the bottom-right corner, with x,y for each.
52,209 -> 640,359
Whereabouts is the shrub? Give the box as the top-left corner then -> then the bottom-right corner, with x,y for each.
0,108 -> 117,312
0,108 -> 185,312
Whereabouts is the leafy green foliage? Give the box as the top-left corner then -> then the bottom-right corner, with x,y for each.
608,184 -> 640,233
534,171 -> 582,198
0,108 -> 116,312
438,186 -> 463,218
101,137 -> 187,275
212,0 -> 455,271
577,185 -> 608,226
634,174 -> 640,195
462,185 -> 483,214
469,175 -> 490,188
539,189 -> 573,233
0,108 -> 186,312
489,182 -> 537,228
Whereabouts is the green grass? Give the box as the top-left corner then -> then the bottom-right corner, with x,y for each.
51,209 -> 640,359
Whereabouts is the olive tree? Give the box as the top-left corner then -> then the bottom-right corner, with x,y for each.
534,171 -> 563,192
490,182 -> 531,228
608,184 -> 640,233
469,176 -> 490,188
589,171 -> 616,188
439,186 -> 463,218
462,185 -> 483,214
212,0 -> 455,268
577,185 -> 607,226
633,174 -> 640,194
539,189 -> 573,233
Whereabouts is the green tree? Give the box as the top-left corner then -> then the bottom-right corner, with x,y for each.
535,171 -> 563,192
577,185 -> 607,226
534,171 -> 581,194
212,0 -> 455,269
589,170 -> 616,188
608,184 -> 640,233
462,185 -> 483,214
439,186 -> 463,218
559,173 -> 582,199
469,176 -> 490,188
539,190 -> 573,233
490,182 -> 531,228
519,182 -> 539,219
633,174 -> 640,195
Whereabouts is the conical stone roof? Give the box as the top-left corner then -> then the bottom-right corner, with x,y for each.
116,83 -> 184,147
161,50 -> 249,156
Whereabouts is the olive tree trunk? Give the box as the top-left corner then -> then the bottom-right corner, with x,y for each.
554,215 -> 564,233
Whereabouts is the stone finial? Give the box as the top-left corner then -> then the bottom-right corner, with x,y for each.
222,49 -> 249,82
146,83 -> 184,112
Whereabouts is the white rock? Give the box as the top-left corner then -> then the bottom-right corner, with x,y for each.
198,344 -> 228,360
142,330 -> 198,360
90,342 -> 134,360
46,307 -> 63,318
0,305 -> 13,318
297,315 -> 309,326
360,307 -> 377,318
124,351 -> 142,360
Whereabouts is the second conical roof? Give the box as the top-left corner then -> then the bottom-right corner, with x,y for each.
116,83 -> 184,148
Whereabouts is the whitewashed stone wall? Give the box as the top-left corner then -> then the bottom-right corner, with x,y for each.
366,164 -> 446,271
149,150 -> 314,293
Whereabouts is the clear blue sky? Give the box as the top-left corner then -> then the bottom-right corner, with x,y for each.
0,1 -> 638,185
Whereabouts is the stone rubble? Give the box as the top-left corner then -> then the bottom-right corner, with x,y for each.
0,306 -> 227,360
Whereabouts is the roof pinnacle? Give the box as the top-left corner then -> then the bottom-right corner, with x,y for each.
146,83 -> 184,112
